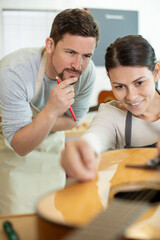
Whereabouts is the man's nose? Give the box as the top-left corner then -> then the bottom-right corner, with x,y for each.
72,57 -> 82,70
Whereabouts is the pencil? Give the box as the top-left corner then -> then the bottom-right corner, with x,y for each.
56,77 -> 77,121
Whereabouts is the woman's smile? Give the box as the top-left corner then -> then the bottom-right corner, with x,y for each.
126,99 -> 144,108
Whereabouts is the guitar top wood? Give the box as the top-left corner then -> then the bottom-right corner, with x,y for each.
37,148 -> 160,240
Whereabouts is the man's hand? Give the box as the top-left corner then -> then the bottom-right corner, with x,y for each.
47,77 -> 78,117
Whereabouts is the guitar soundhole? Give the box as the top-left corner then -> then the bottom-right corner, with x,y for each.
115,189 -> 160,203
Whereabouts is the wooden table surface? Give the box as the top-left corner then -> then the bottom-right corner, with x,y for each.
0,213 -> 74,240
0,213 -> 38,240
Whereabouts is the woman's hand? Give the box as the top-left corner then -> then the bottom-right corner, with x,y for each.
61,139 -> 99,181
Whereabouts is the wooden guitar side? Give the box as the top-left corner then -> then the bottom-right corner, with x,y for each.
37,148 -> 160,240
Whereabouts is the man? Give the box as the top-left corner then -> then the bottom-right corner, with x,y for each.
0,8 -> 100,214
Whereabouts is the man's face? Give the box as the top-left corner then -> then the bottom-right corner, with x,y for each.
50,33 -> 96,80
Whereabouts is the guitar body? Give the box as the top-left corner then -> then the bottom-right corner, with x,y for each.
98,90 -> 116,104
37,148 -> 160,240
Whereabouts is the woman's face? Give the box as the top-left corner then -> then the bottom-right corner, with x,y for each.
109,65 -> 158,116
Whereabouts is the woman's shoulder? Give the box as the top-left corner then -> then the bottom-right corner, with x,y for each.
98,100 -> 127,114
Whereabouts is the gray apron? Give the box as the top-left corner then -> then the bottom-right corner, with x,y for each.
124,111 -> 156,148
124,90 -> 160,148
0,52 -> 65,215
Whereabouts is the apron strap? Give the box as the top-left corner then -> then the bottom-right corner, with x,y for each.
125,111 -> 132,148
31,50 -> 47,102
124,89 -> 160,148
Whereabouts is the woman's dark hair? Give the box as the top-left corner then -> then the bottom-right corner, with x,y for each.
105,35 -> 156,72
50,8 -> 100,47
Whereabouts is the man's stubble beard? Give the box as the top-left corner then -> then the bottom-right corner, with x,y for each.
51,54 -> 82,81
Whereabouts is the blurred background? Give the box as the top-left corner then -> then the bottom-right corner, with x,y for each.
0,0 -> 160,107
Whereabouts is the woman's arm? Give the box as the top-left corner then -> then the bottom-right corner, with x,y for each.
61,139 -> 99,181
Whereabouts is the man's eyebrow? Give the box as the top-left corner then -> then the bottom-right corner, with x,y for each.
64,48 -> 76,52
64,48 -> 93,56
84,53 -> 93,56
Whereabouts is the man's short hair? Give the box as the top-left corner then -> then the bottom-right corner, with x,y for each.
50,8 -> 100,47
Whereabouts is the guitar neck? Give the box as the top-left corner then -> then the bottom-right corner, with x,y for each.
64,189 -> 160,240
64,199 -> 148,240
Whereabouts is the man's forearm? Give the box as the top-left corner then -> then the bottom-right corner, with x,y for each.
51,115 -> 77,132
11,105 -> 57,156
11,111 -> 76,156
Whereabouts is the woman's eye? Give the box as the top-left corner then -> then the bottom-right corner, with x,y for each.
136,81 -> 144,86
115,85 -> 124,89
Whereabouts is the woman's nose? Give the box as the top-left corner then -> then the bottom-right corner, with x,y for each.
125,88 -> 137,102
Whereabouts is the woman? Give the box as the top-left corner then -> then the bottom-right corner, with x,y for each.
61,35 -> 160,181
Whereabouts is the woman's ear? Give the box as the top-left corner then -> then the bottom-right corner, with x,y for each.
45,37 -> 55,54
154,61 -> 160,83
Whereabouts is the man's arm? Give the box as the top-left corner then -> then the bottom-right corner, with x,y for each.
11,77 -> 77,156
51,114 -> 77,132
11,104 -> 57,156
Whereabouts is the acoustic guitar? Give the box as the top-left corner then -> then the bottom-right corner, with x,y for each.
89,90 -> 116,112
37,148 -> 160,240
